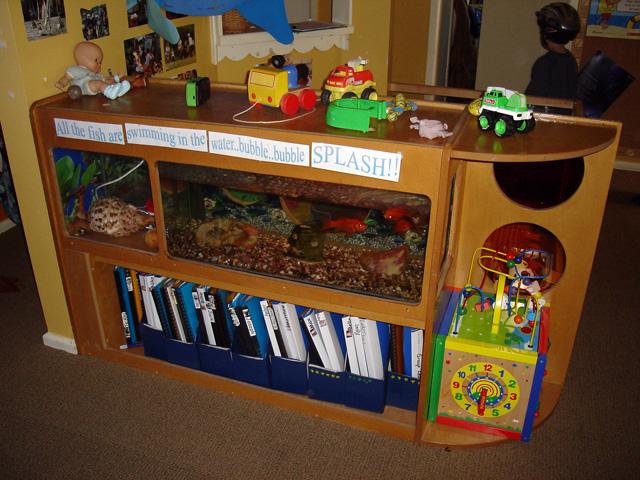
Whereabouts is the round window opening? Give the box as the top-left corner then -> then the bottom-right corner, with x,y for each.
481,223 -> 566,294
494,158 -> 584,209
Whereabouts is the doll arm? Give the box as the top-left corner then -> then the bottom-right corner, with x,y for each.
54,72 -> 71,91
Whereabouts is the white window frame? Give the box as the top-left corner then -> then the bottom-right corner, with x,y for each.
210,0 -> 353,63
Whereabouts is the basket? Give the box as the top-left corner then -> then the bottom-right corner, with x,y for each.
222,9 -> 252,34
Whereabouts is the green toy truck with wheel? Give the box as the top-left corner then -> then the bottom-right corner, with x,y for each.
477,87 -> 535,137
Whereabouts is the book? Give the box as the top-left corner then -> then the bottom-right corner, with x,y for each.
272,302 -> 307,361
128,268 -> 145,327
351,317 -> 369,377
361,318 -> 384,380
403,327 -> 424,379
302,310 -> 332,369
259,299 -> 286,357
390,324 -> 404,374
341,316 -> 360,375
113,266 -> 135,344
315,310 -> 345,372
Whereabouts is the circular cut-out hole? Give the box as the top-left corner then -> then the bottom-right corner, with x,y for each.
494,158 -> 584,209
481,223 -> 565,293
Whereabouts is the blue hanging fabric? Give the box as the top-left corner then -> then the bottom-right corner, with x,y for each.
130,0 -> 294,45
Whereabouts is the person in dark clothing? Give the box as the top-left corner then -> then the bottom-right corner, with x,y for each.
525,2 -> 581,111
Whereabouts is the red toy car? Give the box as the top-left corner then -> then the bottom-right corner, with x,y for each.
321,57 -> 377,105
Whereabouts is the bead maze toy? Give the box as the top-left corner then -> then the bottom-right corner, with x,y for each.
428,246 -> 551,441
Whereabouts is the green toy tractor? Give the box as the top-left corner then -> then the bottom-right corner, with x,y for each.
477,87 -> 535,137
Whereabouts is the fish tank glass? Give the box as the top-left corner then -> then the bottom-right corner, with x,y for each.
52,148 -> 155,251
159,163 -> 431,303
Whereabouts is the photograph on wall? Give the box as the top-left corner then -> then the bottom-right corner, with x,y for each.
174,69 -> 199,80
81,4 -> 110,40
127,0 -> 148,27
164,24 -> 196,71
166,10 -> 186,20
21,0 -> 67,41
587,0 -> 640,39
124,33 -> 163,78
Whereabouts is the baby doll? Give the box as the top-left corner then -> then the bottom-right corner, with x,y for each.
55,41 -> 130,100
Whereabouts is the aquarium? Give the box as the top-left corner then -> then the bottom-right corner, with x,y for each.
52,148 -> 155,250
159,163 -> 431,302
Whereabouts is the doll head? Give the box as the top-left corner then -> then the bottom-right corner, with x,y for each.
73,41 -> 104,73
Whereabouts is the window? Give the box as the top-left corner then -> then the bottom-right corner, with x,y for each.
210,0 -> 353,63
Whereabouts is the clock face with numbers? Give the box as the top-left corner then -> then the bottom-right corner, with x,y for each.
450,362 -> 521,418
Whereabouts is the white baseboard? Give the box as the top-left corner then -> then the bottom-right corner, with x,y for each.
615,159 -> 640,172
0,218 -> 16,234
42,332 -> 78,355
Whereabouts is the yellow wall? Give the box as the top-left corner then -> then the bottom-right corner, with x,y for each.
1,0 -> 391,344
388,0 -> 430,84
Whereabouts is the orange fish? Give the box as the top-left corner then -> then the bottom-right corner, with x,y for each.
322,218 -> 367,234
383,207 -> 410,221
393,218 -> 413,234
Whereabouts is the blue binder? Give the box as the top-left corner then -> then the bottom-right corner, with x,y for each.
114,266 -> 138,345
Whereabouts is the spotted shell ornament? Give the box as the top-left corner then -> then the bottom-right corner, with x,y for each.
88,197 -> 154,237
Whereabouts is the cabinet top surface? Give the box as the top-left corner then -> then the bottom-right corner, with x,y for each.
32,82 -> 620,162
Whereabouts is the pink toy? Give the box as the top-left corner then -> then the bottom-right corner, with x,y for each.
409,116 -> 453,140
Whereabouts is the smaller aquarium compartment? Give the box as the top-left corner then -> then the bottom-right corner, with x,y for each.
52,148 -> 155,251
159,163 -> 431,303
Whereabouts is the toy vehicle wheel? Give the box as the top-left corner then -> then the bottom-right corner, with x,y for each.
342,92 -> 357,99
478,111 -> 495,131
320,89 -> 332,105
516,117 -> 536,134
299,89 -> 317,111
270,55 -> 286,69
281,93 -> 300,115
361,87 -> 377,100
494,115 -> 515,137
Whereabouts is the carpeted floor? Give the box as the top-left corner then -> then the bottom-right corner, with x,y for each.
1,170 -> 639,479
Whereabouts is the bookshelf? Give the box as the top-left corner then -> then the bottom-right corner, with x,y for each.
30,81 -> 620,446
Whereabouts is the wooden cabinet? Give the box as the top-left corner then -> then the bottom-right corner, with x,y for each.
30,81 -> 620,446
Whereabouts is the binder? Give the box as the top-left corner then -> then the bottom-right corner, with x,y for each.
315,310 -> 345,372
113,266 -> 136,344
302,310 -> 332,369
150,276 -> 172,338
175,281 -> 198,343
192,285 -> 215,345
163,279 -> 186,342
350,317 -> 369,377
403,327 -> 424,379
272,301 -> 307,361
342,316 -> 360,375
193,285 -> 231,348
259,299 -> 286,357
137,273 -> 158,329
230,294 -> 270,358
360,318 -> 384,380
123,268 -> 141,342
